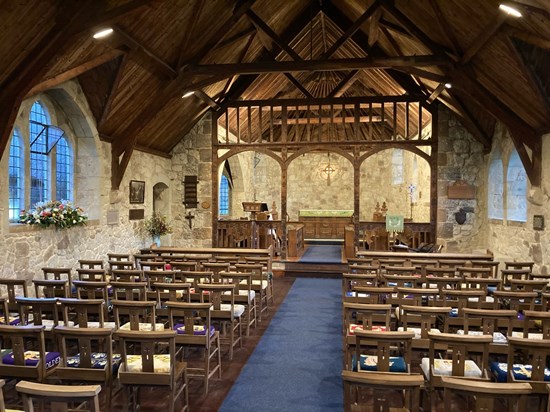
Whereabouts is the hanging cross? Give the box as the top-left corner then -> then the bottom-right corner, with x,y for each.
185,212 -> 195,228
323,164 -> 336,177
408,183 -> 416,196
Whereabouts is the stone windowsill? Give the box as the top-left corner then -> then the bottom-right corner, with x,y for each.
488,218 -> 504,225
9,219 -> 100,233
506,220 -> 526,228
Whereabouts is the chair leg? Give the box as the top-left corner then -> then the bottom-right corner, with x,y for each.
216,335 -> 222,378
204,345 -> 210,395
229,320 -> 234,360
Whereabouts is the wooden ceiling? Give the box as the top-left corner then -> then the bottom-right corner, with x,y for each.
1,0 -> 549,188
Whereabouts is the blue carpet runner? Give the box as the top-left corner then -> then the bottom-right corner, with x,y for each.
220,278 -> 343,412
299,245 -> 342,263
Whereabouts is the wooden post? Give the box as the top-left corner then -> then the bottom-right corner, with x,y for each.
353,150 -> 361,252
212,112 -> 220,246
280,149 -> 288,259
430,105 -> 439,242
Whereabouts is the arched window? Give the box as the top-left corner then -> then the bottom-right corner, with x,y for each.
488,151 -> 504,220
56,137 -> 73,201
506,150 -> 527,222
392,149 -> 404,185
219,174 -> 230,215
8,129 -> 23,221
30,101 -> 50,206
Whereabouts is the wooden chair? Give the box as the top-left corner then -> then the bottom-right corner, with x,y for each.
139,261 -> 166,271
441,376 -> 531,412
16,380 -> 102,412
398,305 -> 451,349
0,298 -> 14,325
492,290 -> 538,312
107,253 -> 132,262
235,263 -> 269,321
170,261 -> 198,272
111,269 -> 144,282
133,253 -> 159,269
343,303 -> 392,369
342,273 -> 378,299
143,270 -> 178,287
347,286 -> 395,304
16,297 -> 65,332
115,330 -> 188,412
342,370 -> 424,412
518,310 -> 550,339
110,281 -> 148,301
108,260 -> 135,272
394,287 -> 439,309
197,283 -> 243,360
422,332 -> 492,410
112,300 -> 161,332
502,269 -> 532,286
57,298 -> 113,329
0,279 -> 28,314
439,289 -> 486,332
166,301 -> 221,394
54,326 -> 116,411
504,261 -> 534,271
219,271 -> 257,336
76,268 -> 107,282
351,330 -> 415,373
201,262 -> 230,282
490,336 -> 550,409
0,325 -> 60,383
346,263 -> 379,276
244,255 -> 274,305
33,279 -> 70,299
461,308 -> 516,349
78,259 -> 104,269
72,280 -> 111,307
41,267 -> 73,297
149,282 -> 192,321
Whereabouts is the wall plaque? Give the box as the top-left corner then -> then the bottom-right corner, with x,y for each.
129,209 -> 145,220
447,180 -> 475,199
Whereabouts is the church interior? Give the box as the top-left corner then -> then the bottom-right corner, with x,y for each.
1,0 -> 550,410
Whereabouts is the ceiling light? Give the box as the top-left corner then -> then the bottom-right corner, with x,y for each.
93,28 -> 114,39
444,83 -> 452,89
499,4 -> 522,17
182,91 -> 194,98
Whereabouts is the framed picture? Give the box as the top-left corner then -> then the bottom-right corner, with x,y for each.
129,180 -> 145,204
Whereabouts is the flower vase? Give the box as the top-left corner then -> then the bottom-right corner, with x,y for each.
152,235 -> 161,248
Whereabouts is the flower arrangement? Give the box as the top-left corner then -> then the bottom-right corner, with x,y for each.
142,213 -> 173,239
19,200 -> 88,229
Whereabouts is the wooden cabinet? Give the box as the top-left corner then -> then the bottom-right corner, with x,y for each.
287,224 -> 304,257
297,211 -> 353,239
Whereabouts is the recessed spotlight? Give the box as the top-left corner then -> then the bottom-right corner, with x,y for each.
93,28 -> 114,39
499,4 -> 522,17
182,91 -> 194,98
444,83 -> 452,89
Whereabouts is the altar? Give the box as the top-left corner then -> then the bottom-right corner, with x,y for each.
297,210 -> 353,239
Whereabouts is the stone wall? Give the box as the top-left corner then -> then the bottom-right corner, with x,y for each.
436,107 -> 487,252
170,113 -> 213,247
0,81 -> 180,290
486,124 -> 550,275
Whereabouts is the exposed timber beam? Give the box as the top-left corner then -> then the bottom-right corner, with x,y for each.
428,0 -> 462,57
246,10 -> 302,61
113,25 -> 177,78
393,67 -> 447,83
427,83 -> 447,104
177,0 -> 205,68
109,0 -> 256,187
327,70 -> 360,98
451,68 -> 539,149
504,26 -> 550,50
99,54 -> 129,129
185,55 -> 449,76
460,14 -> 506,65
194,90 -> 220,110
26,49 -> 125,97
368,8 -> 383,47
214,27 -> 257,51
273,116 -> 383,125
323,0 -> 382,58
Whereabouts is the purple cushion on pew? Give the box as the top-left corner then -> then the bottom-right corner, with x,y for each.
67,352 -> 121,374
2,350 -> 60,369
174,323 -> 215,337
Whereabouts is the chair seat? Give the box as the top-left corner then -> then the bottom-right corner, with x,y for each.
119,322 -> 165,331
349,324 -> 387,335
397,327 -> 440,339
490,362 -> 550,382
174,324 -> 216,337
29,319 -> 74,331
0,315 -> 20,325
2,350 -> 60,369
243,280 -> 268,289
353,354 -> 407,373
75,321 -> 116,329
223,290 -> 256,300
467,296 -> 495,303
125,354 -> 171,373
421,357 -> 482,378
456,330 -> 508,344
66,352 -> 121,373
220,304 -> 245,318
510,331 -> 543,339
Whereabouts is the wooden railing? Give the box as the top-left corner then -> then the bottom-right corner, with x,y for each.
357,221 -> 432,251
216,220 -> 282,255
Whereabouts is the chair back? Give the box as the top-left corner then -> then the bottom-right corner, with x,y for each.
58,298 -> 106,328
0,279 -> 28,311
33,279 -> 70,299
112,300 -> 158,331
16,297 -> 60,329
78,259 -> 104,269
76,269 -> 107,282
110,281 -> 147,301
72,280 -> 110,301
111,269 -> 144,282
16,380 -> 101,412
